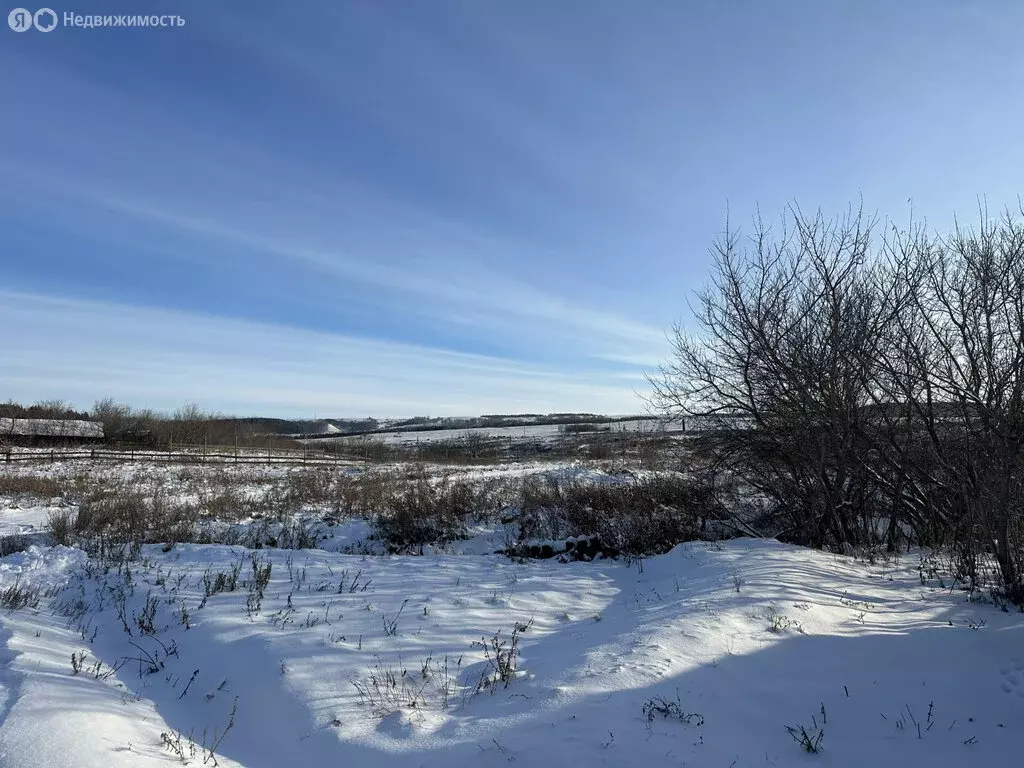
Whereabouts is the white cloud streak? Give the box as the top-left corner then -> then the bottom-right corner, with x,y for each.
0,57 -> 671,370
0,292 -> 648,417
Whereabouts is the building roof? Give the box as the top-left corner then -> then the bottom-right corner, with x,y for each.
0,418 -> 105,439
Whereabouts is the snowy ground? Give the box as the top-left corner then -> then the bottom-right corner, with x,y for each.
1,461 -> 1022,766
304,417 -> 684,446
1,537 -> 1021,766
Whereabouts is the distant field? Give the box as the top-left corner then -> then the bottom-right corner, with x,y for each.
304,417 -> 686,446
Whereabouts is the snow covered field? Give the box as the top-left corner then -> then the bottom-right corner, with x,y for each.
1,461 -> 1022,767
305,418 -> 684,446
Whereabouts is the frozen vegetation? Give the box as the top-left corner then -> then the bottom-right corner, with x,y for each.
0,457 -> 1021,767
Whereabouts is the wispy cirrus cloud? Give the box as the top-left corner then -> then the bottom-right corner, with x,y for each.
3,1 -> 1019,416
0,53 -> 670,377
0,291 -> 646,416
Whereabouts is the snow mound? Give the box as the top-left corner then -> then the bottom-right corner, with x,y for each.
0,544 -> 85,587
0,540 -> 1020,767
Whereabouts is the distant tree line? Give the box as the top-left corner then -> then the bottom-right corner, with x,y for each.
652,204 -> 1024,601
0,398 -> 293,448
0,400 -> 90,421
90,399 -> 294,447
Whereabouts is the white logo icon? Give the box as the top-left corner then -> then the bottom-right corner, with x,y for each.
33,7 -> 56,31
8,7 -> 57,31
8,7 -> 32,31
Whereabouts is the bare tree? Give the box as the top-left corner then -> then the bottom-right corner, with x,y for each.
651,206 -> 898,547
652,201 -> 1024,597
879,209 -> 1024,589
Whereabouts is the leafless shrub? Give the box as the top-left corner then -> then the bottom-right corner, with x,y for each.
353,652 -> 465,717
160,696 -> 237,767
786,722 -> 824,753
353,656 -> 431,715
245,553 -> 272,617
382,599 -> 408,636
642,693 -> 704,725
160,728 -> 196,764
0,579 -> 42,610
0,534 -> 28,557
283,468 -> 338,506
422,652 -> 462,710
203,557 -> 244,597
650,205 -> 890,549
335,470 -> 398,517
74,482 -> 197,546
650,202 -> 1024,602
515,473 -> 715,557
0,473 -> 66,499
197,478 -> 251,522
878,212 -> 1024,593
135,593 -> 159,635
474,619 -> 533,691
369,467 -> 483,553
562,423 -> 605,434
200,695 -> 237,765
47,508 -> 75,546
276,519 -> 320,550
756,604 -> 802,634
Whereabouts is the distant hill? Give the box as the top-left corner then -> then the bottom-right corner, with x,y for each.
280,413 -> 656,439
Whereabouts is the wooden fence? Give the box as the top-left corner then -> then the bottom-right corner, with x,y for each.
3,445 -> 364,468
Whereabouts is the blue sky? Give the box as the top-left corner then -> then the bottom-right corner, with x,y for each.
2,1 -> 1022,417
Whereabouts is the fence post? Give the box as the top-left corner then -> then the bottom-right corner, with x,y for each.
5,451 -> 9,464
50,450 -> 55,463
